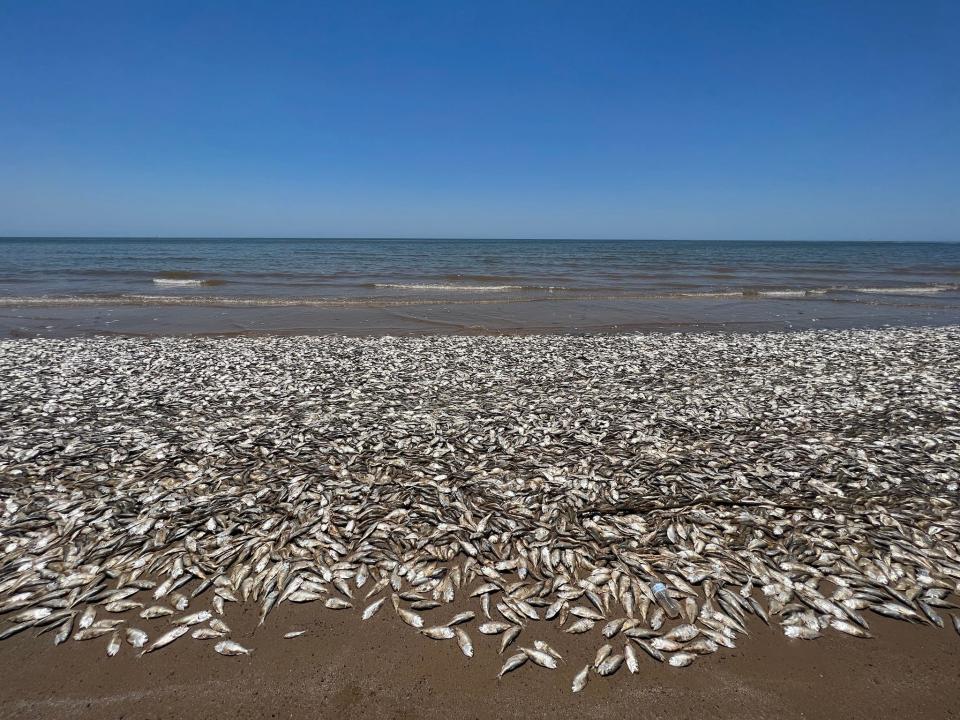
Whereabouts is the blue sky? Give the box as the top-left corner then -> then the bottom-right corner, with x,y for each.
0,1 -> 957,239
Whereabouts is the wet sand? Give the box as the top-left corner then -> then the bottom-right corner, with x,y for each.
1,600 -> 958,720
2,291 -> 960,337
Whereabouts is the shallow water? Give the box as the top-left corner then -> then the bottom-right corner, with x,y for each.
1,238 -> 959,335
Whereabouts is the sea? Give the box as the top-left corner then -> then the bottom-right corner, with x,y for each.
1,238 -> 959,336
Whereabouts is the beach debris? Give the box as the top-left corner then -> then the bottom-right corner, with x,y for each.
0,328 -> 959,690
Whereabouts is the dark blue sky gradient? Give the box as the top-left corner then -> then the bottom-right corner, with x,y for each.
1,1 -> 957,239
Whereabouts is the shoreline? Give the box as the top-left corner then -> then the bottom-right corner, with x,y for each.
1,327 -> 959,719
2,292 -> 960,337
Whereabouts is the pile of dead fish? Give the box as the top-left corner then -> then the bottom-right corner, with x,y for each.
1,327 -> 959,690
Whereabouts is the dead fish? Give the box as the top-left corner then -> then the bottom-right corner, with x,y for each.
498,652 -> 528,678
142,626 -> 189,654
784,625 -> 820,640
9,607 -> 52,623
533,640 -> 562,661
78,606 -> 96,629
624,627 -> 660,640
669,652 -> 696,667
106,631 -> 121,657
140,605 -> 174,619
664,623 -> 699,642
572,664 -> 590,693
830,619 -> 872,638
499,626 -> 522,654
632,639 -> 666,663
410,600 -> 441,611
397,608 -> 424,628
478,621 -> 512,635
215,640 -> 253,656
171,593 -> 189,611
455,627 -> 474,657
54,618 -> 74,646
565,618 -> 595,634
362,598 -> 386,620
651,637 -> 684,652
324,597 -> 352,610
191,628 -> 225,640
470,583 -> 501,597
105,600 -> 142,613
74,625 -> 116,642
602,618 -> 625,638
523,647 -> 558,669
685,638 -> 719,655
0,622 -> 31,642
125,628 -> 149,647
284,630 -> 307,639
570,605 -> 604,621
597,653 -> 624,676
624,643 -> 640,673
870,603 -> 921,622
172,610 -> 212,626
594,643 -> 613,668
649,607 -> 665,631
446,611 -> 475,626
210,619 -> 231,634
422,626 -> 456,640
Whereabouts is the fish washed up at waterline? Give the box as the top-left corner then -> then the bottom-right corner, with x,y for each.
1,328 -> 959,690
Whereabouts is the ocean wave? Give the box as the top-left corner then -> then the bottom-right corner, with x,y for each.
373,283 -> 524,291
153,278 -> 223,287
756,289 -> 828,298
679,291 -> 746,298
853,285 -> 956,295
1,282 -> 957,310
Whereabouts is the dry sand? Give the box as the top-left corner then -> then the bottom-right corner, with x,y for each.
1,598 -> 958,720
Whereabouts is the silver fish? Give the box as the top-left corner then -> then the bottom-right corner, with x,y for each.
498,652 -> 528,678
572,664 -> 590,693
142,626 -> 189,654
455,627 -> 473,657
215,640 -> 253,656
362,598 -> 386,620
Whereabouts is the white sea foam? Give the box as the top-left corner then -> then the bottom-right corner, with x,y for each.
854,286 -> 954,295
757,289 -> 827,297
153,278 -> 209,286
679,291 -> 745,298
374,283 -> 523,291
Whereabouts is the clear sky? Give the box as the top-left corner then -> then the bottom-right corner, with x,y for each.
0,1 -> 957,240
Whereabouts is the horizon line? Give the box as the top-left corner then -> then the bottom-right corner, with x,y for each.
1,236 -> 957,243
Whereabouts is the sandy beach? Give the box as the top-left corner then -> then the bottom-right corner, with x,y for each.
1,327 -> 959,720
1,602 -> 958,720
4,0 -> 959,715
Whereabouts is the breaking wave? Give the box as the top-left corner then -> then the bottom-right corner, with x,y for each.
373,283 -> 525,291
153,277 -> 224,287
